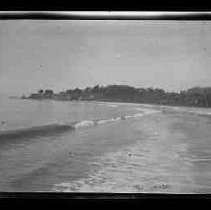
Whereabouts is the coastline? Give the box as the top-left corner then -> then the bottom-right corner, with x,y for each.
20,85 -> 211,109
18,96 -> 211,110
0,96 -> 210,193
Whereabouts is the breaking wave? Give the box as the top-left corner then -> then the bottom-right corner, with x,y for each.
0,124 -> 74,140
0,109 -> 160,140
74,120 -> 95,129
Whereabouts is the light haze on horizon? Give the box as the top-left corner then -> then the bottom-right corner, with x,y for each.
0,20 -> 211,96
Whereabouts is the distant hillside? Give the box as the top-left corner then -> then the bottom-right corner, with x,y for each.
22,85 -> 211,108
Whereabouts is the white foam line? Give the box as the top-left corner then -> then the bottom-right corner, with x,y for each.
74,110 -> 160,129
74,120 -> 95,129
106,105 -> 118,107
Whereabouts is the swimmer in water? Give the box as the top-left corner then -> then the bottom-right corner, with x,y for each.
69,152 -> 74,157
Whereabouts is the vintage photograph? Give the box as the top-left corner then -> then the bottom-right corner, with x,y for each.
0,13 -> 210,194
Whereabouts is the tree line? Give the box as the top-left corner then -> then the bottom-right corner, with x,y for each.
22,85 -> 211,108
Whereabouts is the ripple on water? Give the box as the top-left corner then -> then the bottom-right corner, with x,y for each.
52,142 -> 181,193
52,114 -> 207,193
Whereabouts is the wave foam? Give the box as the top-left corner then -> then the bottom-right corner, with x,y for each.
74,120 -> 95,129
106,104 -> 118,107
0,109 -> 160,140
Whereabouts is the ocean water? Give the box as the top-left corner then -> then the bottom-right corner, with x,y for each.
0,97 -> 210,193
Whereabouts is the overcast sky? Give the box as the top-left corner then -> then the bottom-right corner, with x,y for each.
0,20 -> 211,95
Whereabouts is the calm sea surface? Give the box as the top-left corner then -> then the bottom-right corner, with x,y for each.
0,97 -> 210,193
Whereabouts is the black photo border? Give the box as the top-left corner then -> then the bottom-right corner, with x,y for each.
0,8 -> 211,208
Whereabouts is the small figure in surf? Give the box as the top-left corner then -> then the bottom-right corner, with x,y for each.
69,152 -> 74,157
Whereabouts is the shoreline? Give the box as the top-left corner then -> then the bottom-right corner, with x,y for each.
17,97 -> 211,110
0,97 -> 210,193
